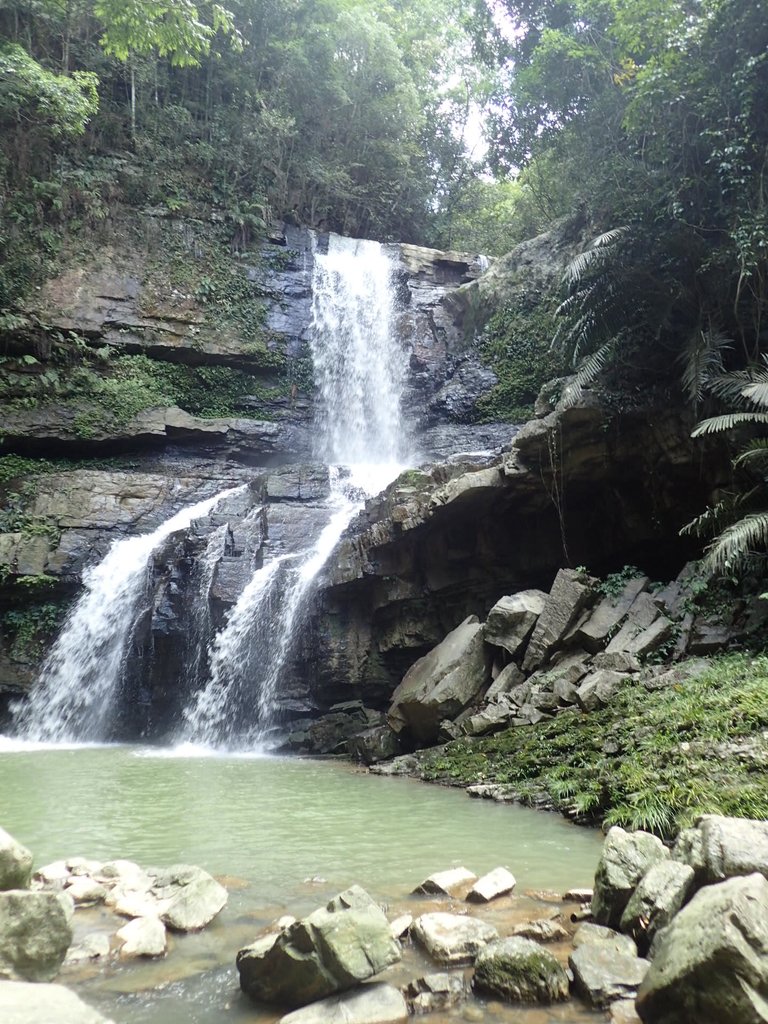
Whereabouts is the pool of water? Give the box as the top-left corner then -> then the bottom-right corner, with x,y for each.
0,744 -> 604,1023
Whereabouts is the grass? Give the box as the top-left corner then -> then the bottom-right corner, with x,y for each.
419,654 -> 768,837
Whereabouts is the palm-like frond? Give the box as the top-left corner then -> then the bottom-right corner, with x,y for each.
691,412 -> 768,436
734,438 -> 768,468
680,328 -> 732,404
680,489 -> 758,537
701,512 -> 768,574
741,377 -> 768,409
560,341 -> 614,410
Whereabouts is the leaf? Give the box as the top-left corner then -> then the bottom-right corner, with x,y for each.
702,513 -> 768,574
691,412 -> 768,436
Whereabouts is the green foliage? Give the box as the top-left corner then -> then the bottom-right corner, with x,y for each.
0,43 -> 98,138
1,601 -> 67,662
421,654 -> 768,837
94,0 -> 238,67
595,565 -> 644,599
474,298 -> 562,422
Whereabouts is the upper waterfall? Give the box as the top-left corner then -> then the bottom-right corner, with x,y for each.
309,234 -> 408,470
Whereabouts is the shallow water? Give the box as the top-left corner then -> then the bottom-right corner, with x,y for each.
0,745 -> 604,1023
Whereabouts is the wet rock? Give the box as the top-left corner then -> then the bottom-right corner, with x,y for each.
523,569 -> 595,671
619,861 -> 695,954
412,913 -> 498,965
279,983 -> 408,1024
592,827 -> 669,929
65,932 -> 111,963
483,591 -> 547,657
466,867 -> 516,903
511,919 -> 568,943
0,830 -> 32,892
569,943 -> 649,1008
611,1000 -> 643,1024
636,873 -> 768,1024
33,862 -> 70,888
0,890 -> 73,981
404,972 -> 470,1014
563,887 -> 594,903
388,617 -> 490,744
347,725 -> 402,765
116,916 -> 167,958
0,980 -> 114,1023
237,887 -> 401,1007
572,923 -> 638,958
474,936 -> 569,1003
414,867 -> 477,897
65,876 -> 108,907
390,915 -> 412,941
150,865 -> 227,931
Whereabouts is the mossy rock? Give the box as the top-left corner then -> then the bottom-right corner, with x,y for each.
473,936 -> 569,1004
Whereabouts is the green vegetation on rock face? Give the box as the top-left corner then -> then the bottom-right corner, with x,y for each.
421,655 -> 768,837
474,299 -> 563,422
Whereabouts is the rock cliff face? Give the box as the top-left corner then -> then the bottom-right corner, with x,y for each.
0,217 -> 727,740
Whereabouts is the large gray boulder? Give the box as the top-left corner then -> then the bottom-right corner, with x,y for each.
636,873 -> 768,1024
411,912 -> 497,965
0,830 -> 32,892
523,569 -> 594,671
474,937 -> 569,1003
0,890 -> 73,981
483,590 -> 547,656
619,860 -> 695,953
592,827 -> 669,929
0,981 -> 114,1023
576,669 -> 629,712
696,815 -> 768,884
404,972 -> 470,1013
150,864 -> 227,931
387,617 -> 490,743
569,577 -> 649,652
570,943 -> 649,1008
237,888 -> 401,1007
279,983 -> 408,1024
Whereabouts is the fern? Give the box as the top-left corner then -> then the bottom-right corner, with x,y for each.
702,512 -> 768,574
691,412 -> 768,436
560,341 -> 614,409
680,328 -> 732,404
734,438 -> 768,467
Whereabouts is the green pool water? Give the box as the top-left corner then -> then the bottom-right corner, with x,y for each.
0,744 -> 604,1023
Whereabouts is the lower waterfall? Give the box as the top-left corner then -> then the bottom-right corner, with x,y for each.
13,487 -> 241,743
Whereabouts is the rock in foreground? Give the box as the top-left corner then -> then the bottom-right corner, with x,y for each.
0,980 -> 113,1024
0,890 -> 73,982
237,887 -> 401,1007
278,983 -> 408,1024
412,912 -> 498,965
636,872 -> 768,1024
473,936 -> 569,1003
0,831 -> 33,892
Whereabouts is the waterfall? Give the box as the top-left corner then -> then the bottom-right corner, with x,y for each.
13,487 -> 241,743
178,234 -> 409,749
309,233 -> 407,467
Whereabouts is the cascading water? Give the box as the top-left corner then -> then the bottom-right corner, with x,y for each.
13,487 -> 241,743
180,234 -> 410,749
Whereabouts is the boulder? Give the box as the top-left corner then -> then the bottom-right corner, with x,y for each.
237,889 -> 401,1007
522,569 -> 595,671
671,827 -> 707,883
563,887 -> 594,903
404,972 -> 469,1014
511,919 -> 568,943
463,700 -> 517,737
473,937 -> 569,1003
65,933 -> 110,963
0,890 -> 73,982
611,1000 -> 643,1024
570,577 -> 649,652
483,590 -> 547,656
411,913 -> 497,965
569,943 -> 649,1008
636,873 -> 768,1024
150,865 -> 227,931
116,915 -> 167,958
576,670 -> 629,712
388,617 -> 490,743
414,867 -> 477,897
605,594 -> 673,657
279,983 -> 408,1024
347,726 -> 402,765
485,662 -> 525,702
0,981 -> 114,1023
619,860 -> 695,953
572,922 -> 638,958
696,814 -> 768,884
65,876 -> 108,907
466,867 -> 517,903
0,830 -> 32,892
592,827 -> 669,929
389,914 -> 412,941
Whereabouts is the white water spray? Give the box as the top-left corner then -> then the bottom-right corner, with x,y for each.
14,487 -> 241,742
